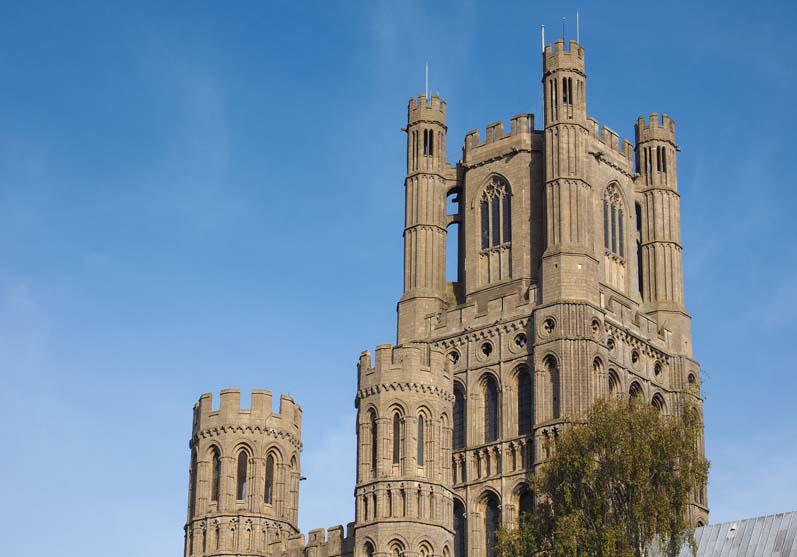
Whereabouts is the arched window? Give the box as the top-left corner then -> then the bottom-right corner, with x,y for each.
652,393 -> 665,413
364,541 -> 375,557
517,369 -> 533,435
484,492 -> 501,557
189,450 -> 198,516
264,454 -> 275,505
211,447 -> 221,502
453,384 -> 466,450
483,375 -> 499,443
417,414 -> 425,466
453,499 -> 467,557
603,184 -> 625,258
608,370 -> 620,397
236,450 -> 248,500
519,487 -> 534,517
392,413 -> 401,465
480,176 -> 512,250
629,382 -> 642,399
544,356 -> 560,419
369,410 -> 378,476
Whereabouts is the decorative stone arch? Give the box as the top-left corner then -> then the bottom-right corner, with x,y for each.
478,489 -> 502,557
415,538 -> 435,557
453,379 -> 468,451
608,368 -> 621,397
628,380 -> 644,400
468,172 -> 513,209
207,444 -> 223,504
537,353 -> 560,421
651,392 -> 666,413
385,535 -> 408,557
511,481 -> 534,525
361,538 -> 377,557
477,370 -> 502,444
512,363 -> 533,436
233,442 -> 254,502
263,445 -> 283,507
453,496 -> 468,557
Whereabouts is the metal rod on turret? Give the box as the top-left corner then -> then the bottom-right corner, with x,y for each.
541,24 -> 545,52
425,62 -> 429,103
577,11 -> 580,43
562,17 -> 566,42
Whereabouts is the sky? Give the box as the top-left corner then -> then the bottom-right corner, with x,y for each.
1,1 -> 796,555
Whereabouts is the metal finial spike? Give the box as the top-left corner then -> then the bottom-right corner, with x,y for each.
576,11 -> 580,43
541,24 -> 545,52
562,17 -> 566,42
425,62 -> 429,103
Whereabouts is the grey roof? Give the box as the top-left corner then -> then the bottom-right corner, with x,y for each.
653,511 -> 797,557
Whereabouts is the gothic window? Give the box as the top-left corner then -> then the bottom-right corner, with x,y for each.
608,370 -> 620,397
236,450 -> 248,500
518,487 -> 534,517
423,128 -> 433,157
629,381 -> 642,400
211,447 -> 221,502
652,393 -> 665,413
484,492 -> 501,557
264,454 -> 275,505
369,410 -> 378,476
392,413 -> 401,465
189,449 -> 197,516
517,368 -> 533,435
453,384 -> 466,450
417,414 -> 425,466
562,77 -> 574,105
479,176 -> 512,251
603,184 -> 625,258
483,375 -> 500,443
364,541 -> 375,557
454,499 -> 467,557
544,356 -> 561,419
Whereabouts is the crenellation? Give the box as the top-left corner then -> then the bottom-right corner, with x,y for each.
636,112 -> 676,144
544,39 -> 585,72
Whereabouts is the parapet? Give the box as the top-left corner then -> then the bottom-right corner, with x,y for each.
543,39 -> 585,73
270,524 -> 354,557
636,112 -> 676,144
357,342 -> 447,393
193,388 -> 302,436
463,114 -> 534,161
586,117 -> 634,162
408,94 -> 446,125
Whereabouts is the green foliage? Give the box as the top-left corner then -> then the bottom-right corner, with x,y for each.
497,398 -> 709,557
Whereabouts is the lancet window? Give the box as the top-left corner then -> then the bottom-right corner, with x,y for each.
603,184 -> 625,258
480,176 -> 512,251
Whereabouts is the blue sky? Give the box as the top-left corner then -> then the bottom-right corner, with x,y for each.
1,1 -> 795,555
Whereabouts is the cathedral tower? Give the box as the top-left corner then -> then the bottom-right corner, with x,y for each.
397,95 -> 453,345
184,389 -> 303,557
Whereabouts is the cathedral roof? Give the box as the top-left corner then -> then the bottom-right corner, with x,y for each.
651,511 -> 797,556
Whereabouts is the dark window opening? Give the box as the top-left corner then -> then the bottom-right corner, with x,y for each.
236,451 -> 248,500
454,500 -> 468,557
485,493 -> 501,557
264,454 -> 275,504
453,385 -> 466,450
392,413 -> 401,465
370,411 -> 378,475
517,370 -> 533,435
211,448 -> 221,502
417,415 -> 425,466
484,376 -> 499,443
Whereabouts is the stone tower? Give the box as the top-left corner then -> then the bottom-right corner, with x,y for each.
184,389 -> 303,557
181,35 -> 707,557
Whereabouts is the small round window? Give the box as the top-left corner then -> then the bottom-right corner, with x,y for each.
448,350 -> 460,365
514,333 -> 527,348
480,342 -> 493,358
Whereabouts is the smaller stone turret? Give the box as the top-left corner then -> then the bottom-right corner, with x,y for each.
185,389 -> 303,557
353,342 -> 455,557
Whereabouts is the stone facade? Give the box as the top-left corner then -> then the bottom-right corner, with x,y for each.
183,39 -> 707,557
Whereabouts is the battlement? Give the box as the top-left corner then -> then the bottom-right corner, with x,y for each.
587,117 -> 634,161
193,389 -> 302,434
357,342 -> 447,392
636,112 -> 676,144
463,113 -> 534,155
543,39 -> 585,73
267,524 -> 354,557
408,94 -> 446,124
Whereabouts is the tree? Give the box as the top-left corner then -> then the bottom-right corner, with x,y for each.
498,397 -> 709,557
